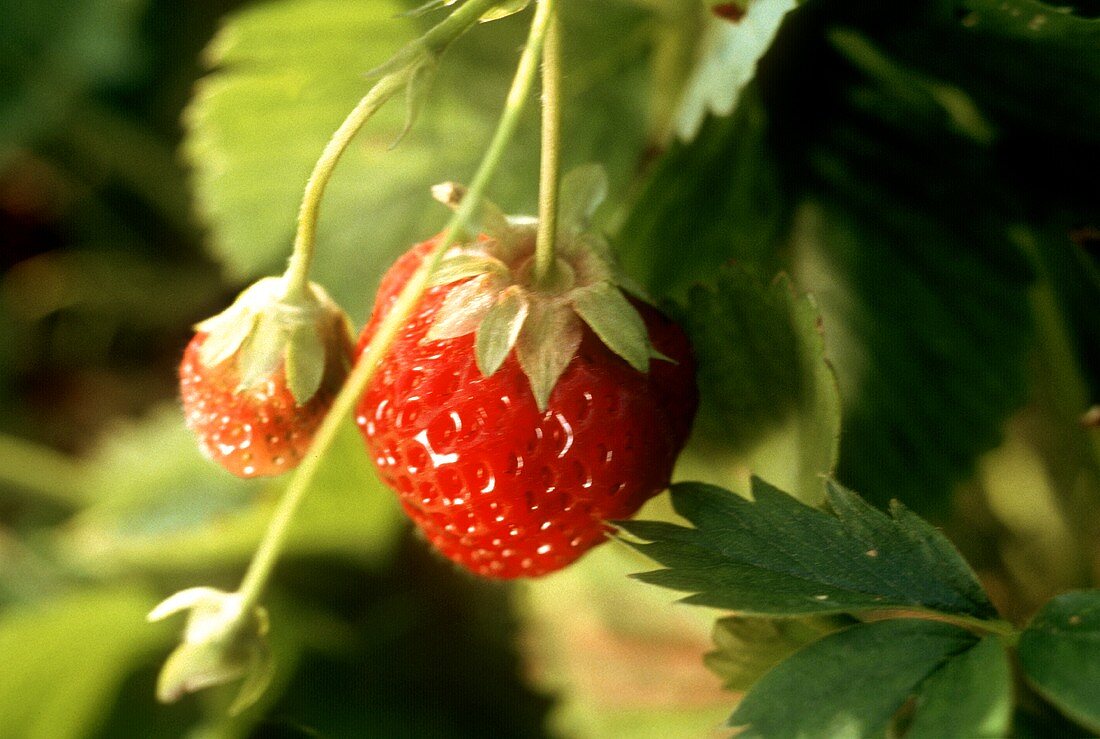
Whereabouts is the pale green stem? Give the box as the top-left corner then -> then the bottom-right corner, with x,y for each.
237,0 -> 555,612
533,4 -> 562,287
281,0 -> 501,299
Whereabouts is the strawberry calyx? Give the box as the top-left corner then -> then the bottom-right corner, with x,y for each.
426,165 -> 666,410
194,276 -> 353,406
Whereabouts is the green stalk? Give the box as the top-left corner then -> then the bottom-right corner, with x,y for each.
533,5 -> 563,287
237,0 -> 556,612
281,0 -> 501,300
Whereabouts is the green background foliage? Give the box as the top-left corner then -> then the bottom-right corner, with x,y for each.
0,0 -> 1098,736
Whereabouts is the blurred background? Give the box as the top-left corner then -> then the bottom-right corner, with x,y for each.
0,1 -> 725,736
2,0 -> 1099,736
0,1 -> 554,736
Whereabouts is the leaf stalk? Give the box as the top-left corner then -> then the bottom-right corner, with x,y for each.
533,2 -> 562,288
281,0 -> 501,299
236,0 -> 556,617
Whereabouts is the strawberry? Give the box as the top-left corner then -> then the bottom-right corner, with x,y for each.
356,171 -> 697,578
180,277 -> 353,477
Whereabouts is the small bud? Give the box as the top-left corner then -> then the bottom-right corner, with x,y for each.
149,588 -> 274,714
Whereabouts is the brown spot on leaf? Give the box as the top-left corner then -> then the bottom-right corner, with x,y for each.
712,2 -> 745,21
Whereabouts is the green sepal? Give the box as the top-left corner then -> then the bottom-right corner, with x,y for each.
194,276 -> 351,406
392,57 -> 437,149
475,287 -> 529,377
570,281 -> 651,372
517,301 -> 582,411
236,311 -> 291,392
284,322 -> 327,406
430,249 -> 509,287
198,310 -> 258,369
427,273 -> 502,341
479,0 -> 530,22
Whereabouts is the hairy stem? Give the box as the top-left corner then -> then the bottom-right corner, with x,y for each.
533,3 -> 562,287
281,0 -> 500,299
237,0 -> 555,612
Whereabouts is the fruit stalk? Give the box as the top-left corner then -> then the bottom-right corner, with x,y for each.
281,0 -> 502,300
533,5 -> 562,287
236,0 -> 557,613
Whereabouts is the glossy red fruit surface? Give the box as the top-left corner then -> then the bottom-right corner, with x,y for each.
356,239 -> 697,579
180,332 -> 349,477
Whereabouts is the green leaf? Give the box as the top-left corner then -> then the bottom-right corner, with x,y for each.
0,587 -> 172,739
0,0 -> 144,167
618,85 -> 791,303
674,0 -> 798,140
705,615 -> 844,692
672,265 -> 840,503
728,619 -> 977,738
186,0 -> 654,318
59,405 -> 402,575
1018,590 -> 1100,733
789,19 -> 1040,517
619,478 -> 997,619
475,287 -> 528,376
907,635 -> 1013,739
570,282 -> 650,373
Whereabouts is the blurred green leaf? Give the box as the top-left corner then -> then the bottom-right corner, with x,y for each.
674,266 -> 840,503
185,0 -> 653,319
704,615 -> 843,692
794,24 -> 1036,516
727,619 -> 979,738
1018,590 -> 1100,733
618,86 -> 790,302
620,478 -> 997,619
906,634 -> 1013,739
0,0 -> 145,165
899,0 -> 1100,146
0,587 -> 172,739
61,404 -> 402,576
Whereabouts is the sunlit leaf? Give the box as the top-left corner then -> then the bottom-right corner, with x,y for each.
0,587 -> 172,739
185,0 -> 654,319
59,404 -> 402,575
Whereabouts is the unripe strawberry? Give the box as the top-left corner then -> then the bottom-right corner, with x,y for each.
180,278 -> 353,477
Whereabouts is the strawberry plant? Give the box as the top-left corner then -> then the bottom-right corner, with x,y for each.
0,0 -> 1098,737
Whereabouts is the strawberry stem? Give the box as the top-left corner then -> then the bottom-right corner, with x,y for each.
533,5 -> 563,289
236,0 -> 556,618
281,0 -> 501,301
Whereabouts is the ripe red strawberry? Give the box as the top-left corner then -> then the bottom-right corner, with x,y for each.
356,202 -> 697,578
181,278 -> 353,478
